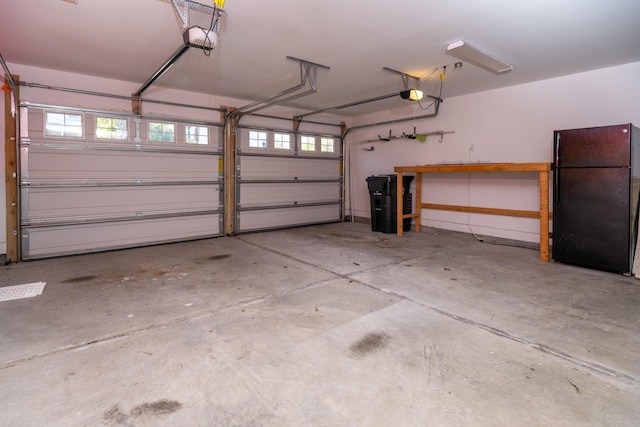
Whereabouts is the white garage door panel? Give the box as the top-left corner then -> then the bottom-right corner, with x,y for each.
23,214 -> 220,259
239,156 -> 340,179
20,104 -> 224,259
239,206 -> 340,231
236,127 -> 343,233
25,147 -> 219,181
239,183 -> 339,207
24,185 -> 220,221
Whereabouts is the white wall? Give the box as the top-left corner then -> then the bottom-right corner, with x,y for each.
2,61 -> 640,255
346,61 -> 640,243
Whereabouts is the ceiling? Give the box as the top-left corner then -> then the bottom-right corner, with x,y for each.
1,0 -> 640,116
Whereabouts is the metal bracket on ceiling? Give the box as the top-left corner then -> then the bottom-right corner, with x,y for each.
382,67 -> 421,90
171,0 -> 225,28
294,67 -> 422,122
231,56 -> 330,117
289,56 -> 329,92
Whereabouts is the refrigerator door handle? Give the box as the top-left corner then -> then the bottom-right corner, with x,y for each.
554,134 -> 560,203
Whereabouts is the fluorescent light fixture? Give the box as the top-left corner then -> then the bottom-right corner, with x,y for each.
446,40 -> 513,74
400,89 -> 424,101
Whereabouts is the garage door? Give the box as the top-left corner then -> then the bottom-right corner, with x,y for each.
236,126 -> 342,232
19,103 -> 223,259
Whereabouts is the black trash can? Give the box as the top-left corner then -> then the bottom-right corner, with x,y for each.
366,174 -> 414,234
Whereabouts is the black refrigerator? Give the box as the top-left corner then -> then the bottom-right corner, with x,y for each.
553,123 -> 640,273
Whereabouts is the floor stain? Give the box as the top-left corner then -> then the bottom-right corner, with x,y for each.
104,400 -> 182,425
349,332 -> 391,357
195,254 -> 231,264
131,399 -> 183,416
103,405 -> 130,425
566,377 -> 582,394
62,275 -> 98,283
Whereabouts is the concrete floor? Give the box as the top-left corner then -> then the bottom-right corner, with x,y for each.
0,222 -> 639,427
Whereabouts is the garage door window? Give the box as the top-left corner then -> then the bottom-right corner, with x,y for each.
249,131 -> 267,148
274,133 -> 291,150
96,117 -> 128,140
301,136 -> 316,151
320,137 -> 334,153
186,125 -> 208,145
45,112 -> 83,138
148,122 -> 175,143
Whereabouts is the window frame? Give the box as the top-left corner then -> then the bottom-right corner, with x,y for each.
300,135 -> 316,152
95,116 -> 129,141
248,130 -> 268,149
148,121 -> 176,143
44,111 -> 84,139
320,137 -> 335,153
186,124 -> 209,145
273,132 -> 292,150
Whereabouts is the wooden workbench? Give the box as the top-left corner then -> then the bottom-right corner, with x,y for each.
394,163 -> 553,262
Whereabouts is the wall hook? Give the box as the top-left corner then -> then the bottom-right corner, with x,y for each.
378,129 -> 394,141
402,126 -> 417,139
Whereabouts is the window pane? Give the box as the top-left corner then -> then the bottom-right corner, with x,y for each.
97,117 -> 111,128
301,136 -> 315,151
66,114 -> 82,127
96,117 -> 128,140
249,130 -> 267,148
161,123 -> 175,142
321,137 -> 334,153
186,125 -> 208,145
149,122 -> 175,143
65,126 -> 83,138
48,113 -> 65,126
45,112 -> 83,138
46,124 -> 64,136
274,133 -> 290,150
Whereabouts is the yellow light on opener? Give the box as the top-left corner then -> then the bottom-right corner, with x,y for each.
400,89 -> 424,101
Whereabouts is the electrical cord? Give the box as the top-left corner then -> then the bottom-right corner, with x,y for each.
467,170 -> 484,242
193,4 -> 219,57
416,65 -> 446,111
209,4 -> 219,32
465,140 -> 485,242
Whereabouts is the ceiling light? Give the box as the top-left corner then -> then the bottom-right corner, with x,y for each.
400,89 -> 423,101
446,40 -> 513,74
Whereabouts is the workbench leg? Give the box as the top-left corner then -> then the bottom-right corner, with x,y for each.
397,172 -> 404,236
539,170 -> 550,262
